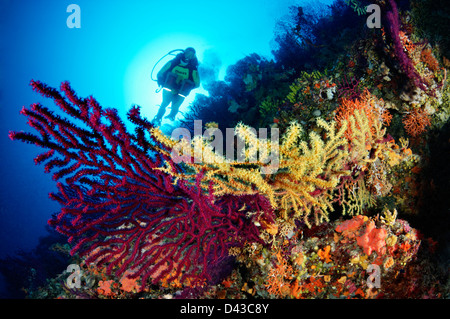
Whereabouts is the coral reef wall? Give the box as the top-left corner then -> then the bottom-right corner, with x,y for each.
8,0 -> 449,299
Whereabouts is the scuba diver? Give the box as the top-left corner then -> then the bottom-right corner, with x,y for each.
152,47 -> 200,125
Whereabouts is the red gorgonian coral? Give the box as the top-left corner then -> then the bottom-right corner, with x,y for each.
402,108 -> 431,137
9,80 -> 275,291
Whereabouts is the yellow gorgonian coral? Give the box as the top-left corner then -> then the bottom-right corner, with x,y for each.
151,117 -> 349,227
150,100 -> 410,228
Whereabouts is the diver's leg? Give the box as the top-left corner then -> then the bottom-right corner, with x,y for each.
153,90 -> 172,122
165,95 -> 185,120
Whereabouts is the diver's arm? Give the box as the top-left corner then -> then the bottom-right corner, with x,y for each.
157,61 -> 172,78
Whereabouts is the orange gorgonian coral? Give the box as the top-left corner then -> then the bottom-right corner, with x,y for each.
335,89 -> 392,140
398,31 -> 416,54
403,108 -> 431,137
420,48 -> 440,72
265,251 -> 293,297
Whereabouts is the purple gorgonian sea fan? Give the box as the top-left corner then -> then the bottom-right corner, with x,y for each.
385,0 -> 430,93
9,80 -> 275,290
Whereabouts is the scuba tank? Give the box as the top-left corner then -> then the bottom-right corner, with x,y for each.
150,49 -> 184,93
151,49 -> 197,97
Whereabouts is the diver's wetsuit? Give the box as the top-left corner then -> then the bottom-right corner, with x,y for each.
154,51 -> 200,123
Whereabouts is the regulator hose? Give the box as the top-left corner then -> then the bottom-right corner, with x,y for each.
151,49 -> 185,92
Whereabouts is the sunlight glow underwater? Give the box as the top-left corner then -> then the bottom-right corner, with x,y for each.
124,33 -> 211,126
0,0 -> 306,260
